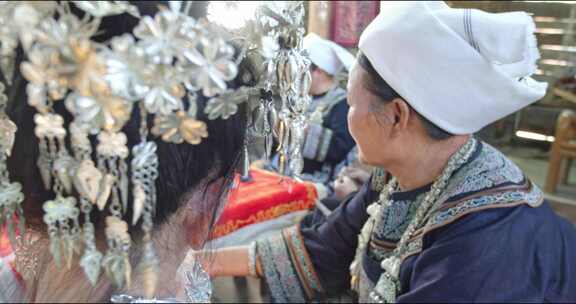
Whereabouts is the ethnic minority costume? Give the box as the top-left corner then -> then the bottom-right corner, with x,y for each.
255,140 -> 576,302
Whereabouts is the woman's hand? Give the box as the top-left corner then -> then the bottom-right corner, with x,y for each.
341,167 -> 371,185
334,175 -> 359,200
178,246 -> 252,279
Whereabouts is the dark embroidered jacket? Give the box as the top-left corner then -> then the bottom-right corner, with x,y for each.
256,142 -> 576,302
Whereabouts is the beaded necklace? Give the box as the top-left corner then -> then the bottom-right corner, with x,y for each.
351,137 -> 477,303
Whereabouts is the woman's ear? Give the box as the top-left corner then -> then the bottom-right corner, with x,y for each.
390,98 -> 411,133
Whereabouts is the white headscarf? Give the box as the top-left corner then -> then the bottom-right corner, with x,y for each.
304,33 -> 355,76
359,1 -> 548,135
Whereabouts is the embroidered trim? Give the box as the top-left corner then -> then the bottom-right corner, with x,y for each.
257,233 -> 306,302
373,199 -> 420,241
429,183 -> 543,227
283,226 -> 324,297
441,144 -> 524,201
212,196 -> 315,239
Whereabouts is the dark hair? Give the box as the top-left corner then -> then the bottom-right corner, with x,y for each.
4,2 -> 246,245
357,53 -> 453,141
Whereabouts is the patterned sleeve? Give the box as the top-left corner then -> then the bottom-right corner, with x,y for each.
256,179 -> 377,302
256,226 -> 324,302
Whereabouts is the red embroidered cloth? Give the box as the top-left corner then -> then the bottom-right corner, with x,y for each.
211,168 -> 318,239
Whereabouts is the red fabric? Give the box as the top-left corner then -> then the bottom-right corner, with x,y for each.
0,224 -> 23,288
211,168 -> 318,239
0,226 -> 13,258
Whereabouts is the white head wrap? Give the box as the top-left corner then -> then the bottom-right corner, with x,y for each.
304,33 -> 355,75
359,1 -> 548,135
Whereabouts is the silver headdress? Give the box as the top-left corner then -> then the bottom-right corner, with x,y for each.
0,0 -> 310,301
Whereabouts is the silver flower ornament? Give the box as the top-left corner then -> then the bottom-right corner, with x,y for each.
97,131 -> 129,159
133,9 -> 199,65
34,113 -> 66,139
104,34 -> 149,101
181,36 -> 238,97
141,64 -> 186,115
64,38 -> 110,97
20,47 -> 67,112
65,93 -> 132,133
151,111 -> 208,145
42,196 -> 79,224
0,2 -> 57,79
205,87 -> 250,120
34,12 -> 99,50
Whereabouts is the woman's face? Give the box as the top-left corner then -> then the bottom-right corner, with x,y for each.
346,63 -> 395,167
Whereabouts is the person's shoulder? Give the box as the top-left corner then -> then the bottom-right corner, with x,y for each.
424,201 -> 575,249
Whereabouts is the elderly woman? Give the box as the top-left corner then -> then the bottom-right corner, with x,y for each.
204,2 -> 576,302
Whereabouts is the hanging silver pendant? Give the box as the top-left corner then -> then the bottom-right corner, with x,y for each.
102,216 -> 132,288
371,272 -> 401,304
0,181 -> 24,244
42,196 -> 79,267
183,258 -> 212,303
81,247 -> 103,286
53,154 -> 75,194
37,152 -> 52,190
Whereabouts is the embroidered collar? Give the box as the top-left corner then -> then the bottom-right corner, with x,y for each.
369,141 -> 543,254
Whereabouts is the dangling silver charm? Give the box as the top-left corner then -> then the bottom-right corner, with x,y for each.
79,218 -> 103,286
0,182 -> 25,245
0,119 -> 17,159
139,238 -> 159,299
42,196 -> 80,267
74,159 -> 102,204
37,140 -> 53,190
181,255 -> 212,303
371,272 -> 401,304
102,216 -> 132,288
54,153 -> 76,194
